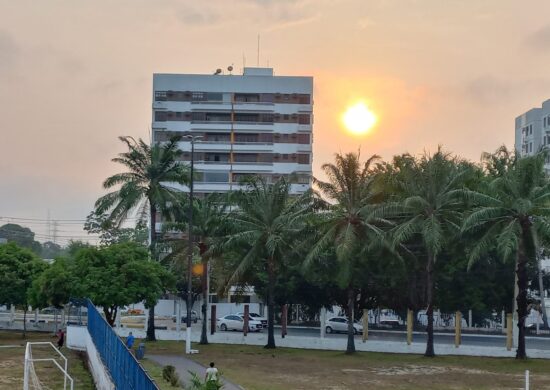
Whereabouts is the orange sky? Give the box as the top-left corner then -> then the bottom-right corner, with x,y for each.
1,0 -> 550,242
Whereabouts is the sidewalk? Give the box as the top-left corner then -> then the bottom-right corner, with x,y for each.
147,354 -> 242,390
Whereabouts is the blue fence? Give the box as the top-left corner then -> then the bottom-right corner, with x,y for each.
87,300 -> 159,390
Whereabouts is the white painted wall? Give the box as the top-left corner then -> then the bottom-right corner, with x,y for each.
66,326 -> 115,390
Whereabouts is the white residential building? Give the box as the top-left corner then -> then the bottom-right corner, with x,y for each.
515,99 -> 550,163
152,67 -> 313,196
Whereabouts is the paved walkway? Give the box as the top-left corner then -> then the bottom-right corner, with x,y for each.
147,354 -> 242,390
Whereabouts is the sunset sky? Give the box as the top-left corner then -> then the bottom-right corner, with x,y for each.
2,0 -> 550,242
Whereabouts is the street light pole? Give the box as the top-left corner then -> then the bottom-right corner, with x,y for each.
184,135 -> 202,354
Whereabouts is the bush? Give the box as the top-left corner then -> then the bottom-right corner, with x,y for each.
162,365 -> 181,387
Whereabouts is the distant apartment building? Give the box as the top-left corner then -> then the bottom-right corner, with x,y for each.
151,67 -> 313,197
515,99 -> 550,164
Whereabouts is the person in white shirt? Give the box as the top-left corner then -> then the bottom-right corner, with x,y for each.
205,361 -> 219,388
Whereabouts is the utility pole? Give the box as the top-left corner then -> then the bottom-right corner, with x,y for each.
184,135 -> 202,354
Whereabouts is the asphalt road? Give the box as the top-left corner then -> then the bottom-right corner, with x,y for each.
275,326 -> 550,350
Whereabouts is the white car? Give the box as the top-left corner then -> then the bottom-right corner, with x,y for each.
325,317 -> 363,335
236,312 -> 268,328
217,315 -> 263,332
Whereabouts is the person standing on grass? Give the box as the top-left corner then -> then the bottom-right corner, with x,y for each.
126,332 -> 135,350
56,329 -> 65,348
205,362 -> 219,389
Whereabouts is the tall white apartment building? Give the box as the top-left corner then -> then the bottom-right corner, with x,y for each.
152,67 -> 313,196
515,99 -> 550,162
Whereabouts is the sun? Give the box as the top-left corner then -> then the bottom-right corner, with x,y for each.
342,102 -> 377,135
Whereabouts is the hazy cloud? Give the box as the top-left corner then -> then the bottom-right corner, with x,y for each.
525,24 -> 550,50
0,30 -> 18,70
178,7 -> 219,26
463,75 -> 511,104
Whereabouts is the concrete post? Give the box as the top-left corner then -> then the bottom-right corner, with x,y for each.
320,307 -> 326,339
362,309 -> 368,342
407,309 -> 413,345
506,313 -> 513,351
281,304 -> 288,338
10,305 -> 15,324
34,308 -> 38,325
455,311 -> 461,348
210,305 -> 216,335
501,310 -> 505,334
61,308 -> 66,328
176,300 -> 181,332
468,309 -> 472,329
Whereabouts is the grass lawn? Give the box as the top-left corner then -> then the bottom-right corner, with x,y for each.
143,339 -> 550,389
0,330 -> 94,389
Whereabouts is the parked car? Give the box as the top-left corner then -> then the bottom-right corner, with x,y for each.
172,310 -> 199,323
236,312 -> 267,328
217,315 -> 263,332
325,317 -> 363,335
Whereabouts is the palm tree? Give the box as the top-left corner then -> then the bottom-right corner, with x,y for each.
222,178 -> 311,349
461,151 -> 550,359
379,148 -> 470,357
191,193 -> 229,344
95,136 -> 189,341
305,152 -> 388,354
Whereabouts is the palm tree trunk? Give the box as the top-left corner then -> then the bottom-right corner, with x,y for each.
265,257 -> 276,349
199,242 -> 208,345
346,285 -> 356,354
516,235 -> 528,359
147,202 -> 158,342
425,254 -> 435,357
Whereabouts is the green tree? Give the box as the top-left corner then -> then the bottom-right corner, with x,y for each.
72,242 -> 175,326
84,211 -> 148,246
380,149 -> 471,357
223,178 -> 311,348
461,151 -> 550,359
306,152 -> 388,354
0,223 -> 42,254
40,241 -> 65,259
94,136 -> 189,340
28,258 -> 75,310
0,242 -> 46,337
191,193 -> 229,344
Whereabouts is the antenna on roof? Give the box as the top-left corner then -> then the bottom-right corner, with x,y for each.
227,65 -> 234,75
257,34 -> 260,67
214,68 -> 222,75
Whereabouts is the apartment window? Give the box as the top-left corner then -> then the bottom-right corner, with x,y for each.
297,154 -> 310,164
234,153 -> 258,163
155,91 -> 167,101
234,93 -> 260,103
530,142 -> 533,153
298,134 -> 310,144
298,114 -> 311,125
298,94 -> 311,104
205,153 -> 229,162
203,172 -> 229,183
155,111 -> 167,121
192,92 -> 205,101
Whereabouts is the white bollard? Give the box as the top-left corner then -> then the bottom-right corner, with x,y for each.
525,370 -> 530,390
468,310 -> 472,329
502,310 -> 505,333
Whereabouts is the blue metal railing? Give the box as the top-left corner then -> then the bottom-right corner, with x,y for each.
86,300 -> 159,390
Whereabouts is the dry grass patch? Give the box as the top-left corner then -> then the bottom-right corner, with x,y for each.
144,340 -> 550,389
0,330 -> 94,389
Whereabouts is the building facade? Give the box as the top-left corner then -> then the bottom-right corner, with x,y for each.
515,99 -> 550,161
152,67 -> 313,196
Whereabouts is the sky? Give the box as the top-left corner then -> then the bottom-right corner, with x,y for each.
1,0 -> 550,243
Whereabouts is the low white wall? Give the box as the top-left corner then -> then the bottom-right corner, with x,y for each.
67,326 -> 115,390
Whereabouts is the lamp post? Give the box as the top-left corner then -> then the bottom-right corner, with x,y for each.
184,135 -> 202,354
